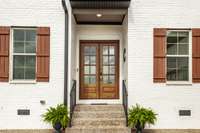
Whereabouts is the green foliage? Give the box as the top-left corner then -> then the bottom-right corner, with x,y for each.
128,104 -> 157,128
42,104 -> 69,129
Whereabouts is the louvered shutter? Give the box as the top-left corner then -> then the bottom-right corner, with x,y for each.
36,27 -> 50,82
192,29 -> 200,83
153,28 -> 166,83
0,27 -> 10,82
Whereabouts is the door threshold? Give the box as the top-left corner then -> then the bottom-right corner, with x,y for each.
77,99 -> 121,104
91,103 -> 108,105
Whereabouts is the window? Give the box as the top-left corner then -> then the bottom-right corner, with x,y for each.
11,28 -> 36,81
166,31 -> 191,81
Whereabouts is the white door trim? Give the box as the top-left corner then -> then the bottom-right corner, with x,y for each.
75,25 -> 124,104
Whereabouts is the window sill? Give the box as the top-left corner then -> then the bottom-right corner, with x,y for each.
9,80 -> 37,84
166,81 -> 192,86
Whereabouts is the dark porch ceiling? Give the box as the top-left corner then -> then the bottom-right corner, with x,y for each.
70,0 -> 131,9
70,0 -> 130,25
73,9 -> 127,25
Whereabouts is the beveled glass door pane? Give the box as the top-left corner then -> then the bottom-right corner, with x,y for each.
100,42 -> 119,99
80,42 -> 99,99
83,46 -> 97,85
101,45 -> 116,85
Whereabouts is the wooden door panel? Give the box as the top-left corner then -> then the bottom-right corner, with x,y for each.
80,40 -> 119,99
100,42 -> 119,99
80,43 -> 99,99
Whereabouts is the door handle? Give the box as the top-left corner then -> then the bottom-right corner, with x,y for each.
100,71 -> 103,81
100,72 -> 102,76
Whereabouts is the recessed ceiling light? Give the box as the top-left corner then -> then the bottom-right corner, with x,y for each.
96,13 -> 102,18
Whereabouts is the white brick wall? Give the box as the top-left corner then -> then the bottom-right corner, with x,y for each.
128,0 -> 200,129
1,0 -> 200,129
0,0 -> 68,129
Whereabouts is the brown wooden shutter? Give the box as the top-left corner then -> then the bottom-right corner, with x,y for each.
37,27 -> 50,82
192,29 -> 200,83
0,27 -> 10,82
153,28 -> 166,83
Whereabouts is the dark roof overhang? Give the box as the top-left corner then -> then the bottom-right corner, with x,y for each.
70,0 -> 131,9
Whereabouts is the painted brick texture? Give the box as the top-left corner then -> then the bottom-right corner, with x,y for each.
0,0 -> 66,129
128,0 -> 200,129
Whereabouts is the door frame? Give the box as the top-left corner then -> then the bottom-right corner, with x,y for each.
74,25 -> 124,104
79,40 -> 120,100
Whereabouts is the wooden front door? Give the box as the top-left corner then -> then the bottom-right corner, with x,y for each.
80,40 -> 119,99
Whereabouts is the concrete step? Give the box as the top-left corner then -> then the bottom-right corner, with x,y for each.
73,111 -> 125,119
65,127 -> 131,133
72,118 -> 126,127
74,104 -> 124,112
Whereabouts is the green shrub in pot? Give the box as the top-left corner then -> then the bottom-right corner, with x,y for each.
42,104 -> 69,131
128,104 -> 157,133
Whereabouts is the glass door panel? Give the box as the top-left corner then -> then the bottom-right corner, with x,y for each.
100,43 -> 119,99
80,43 -> 99,99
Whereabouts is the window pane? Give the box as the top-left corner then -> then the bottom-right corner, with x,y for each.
103,66 -> 109,74
90,47 -> 96,55
84,66 -> 90,74
25,68 -> 35,79
84,76 -> 90,84
167,36 -> 177,43
109,66 -> 115,74
103,76 -> 109,84
178,69 -> 188,81
109,46 -> 115,55
84,47 -> 90,55
109,76 -> 115,84
13,56 -> 25,79
178,37 -> 189,43
12,29 -> 36,80
177,57 -> 189,81
109,56 -> 115,65
90,56 -> 96,65
166,31 -> 190,81
84,56 -> 90,65
167,44 -> 177,55
178,57 -> 188,70
26,56 -> 35,68
167,57 -> 176,69
167,69 -> 176,81
103,56 -> 109,65
14,42 -> 24,53
25,56 -> 36,79
14,30 -> 24,41
13,68 -> 24,79
13,55 -> 25,68
178,32 -> 189,43
167,31 -> 177,37
90,66 -> 96,74
167,57 -> 189,81
179,32 -> 189,37
90,76 -> 96,84
13,55 -> 36,80
178,44 -> 188,55
103,46 -> 109,55
25,42 -> 36,53
84,46 -> 96,55
26,30 -> 36,41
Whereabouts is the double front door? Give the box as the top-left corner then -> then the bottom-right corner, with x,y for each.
80,40 -> 119,99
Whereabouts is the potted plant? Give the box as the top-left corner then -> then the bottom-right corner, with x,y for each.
42,104 -> 69,132
128,104 -> 157,133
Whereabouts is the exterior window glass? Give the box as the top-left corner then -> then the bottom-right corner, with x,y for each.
12,29 -> 36,80
166,31 -> 189,81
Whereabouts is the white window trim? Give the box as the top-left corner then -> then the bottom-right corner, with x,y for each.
9,27 -> 37,84
166,30 -> 192,85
